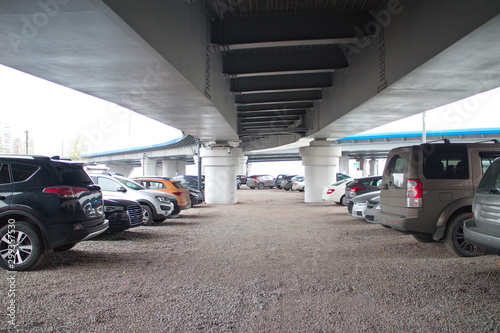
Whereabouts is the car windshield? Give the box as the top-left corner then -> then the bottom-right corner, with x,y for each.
115,176 -> 145,190
477,160 -> 500,194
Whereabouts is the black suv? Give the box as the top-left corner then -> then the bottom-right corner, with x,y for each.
0,155 -> 108,271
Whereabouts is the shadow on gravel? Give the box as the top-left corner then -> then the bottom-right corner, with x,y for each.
89,230 -> 160,241
156,221 -> 202,227
34,250 -> 146,271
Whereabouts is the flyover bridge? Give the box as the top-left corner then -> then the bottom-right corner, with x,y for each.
1,0 -> 499,202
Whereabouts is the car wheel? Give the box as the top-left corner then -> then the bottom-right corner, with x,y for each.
299,188 -> 304,192
444,212 -> 480,257
412,234 -> 435,243
53,242 -> 77,252
258,183 -> 265,190
284,188 -> 290,191
0,221 -> 44,271
336,195 -> 345,205
141,205 -> 154,226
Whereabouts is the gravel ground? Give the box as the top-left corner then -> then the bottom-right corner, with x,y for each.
1,188 -> 499,333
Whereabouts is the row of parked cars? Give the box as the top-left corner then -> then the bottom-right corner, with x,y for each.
325,140 -> 500,258
0,153 -> 207,271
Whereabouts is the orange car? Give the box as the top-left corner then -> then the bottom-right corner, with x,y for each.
133,177 -> 192,210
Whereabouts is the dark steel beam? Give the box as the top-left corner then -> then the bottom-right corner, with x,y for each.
235,90 -> 322,104
212,11 -> 370,46
238,102 -> 314,111
223,47 -> 348,76
231,73 -> 333,93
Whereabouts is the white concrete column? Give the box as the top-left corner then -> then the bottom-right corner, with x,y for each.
339,156 -> 350,175
369,159 -> 379,176
142,158 -> 157,176
201,146 -> 243,204
299,140 -> 342,203
237,156 -> 248,176
161,159 -> 186,178
106,164 -> 134,178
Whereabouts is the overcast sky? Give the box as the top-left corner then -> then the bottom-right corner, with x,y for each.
0,65 -> 182,157
1,64 -> 499,157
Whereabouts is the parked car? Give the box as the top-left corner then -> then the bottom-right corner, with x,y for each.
133,176 -> 191,210
336,173 -> 352,181
187,187 -> 204,205
89,173 -> 174,226
464,157 -> 500,255
343,176 -> 382,206
322,178 -> 352,204
172,175 -> 205,190
291,176 -> 305,192
280,174 -> 298,191
237,175 -> 247,185
348,191 -> 380,219
0,155 -> 108,271
275,174 -> 291,188
364,195 -> 382,224
377,140 -> 500,257
246,175 -> 276,189
103,197 -> 143,232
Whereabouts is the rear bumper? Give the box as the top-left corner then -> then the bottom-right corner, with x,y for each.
377,211 -> 435,234
464,219 -> 500,255
47,216 -> 109,248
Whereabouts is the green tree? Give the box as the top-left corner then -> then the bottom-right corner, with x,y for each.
69,136 -> 87,161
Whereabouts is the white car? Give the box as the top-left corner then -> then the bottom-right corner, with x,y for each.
322,178 -> 352,204
291,176 -> 305,192
348,191 -> 381,219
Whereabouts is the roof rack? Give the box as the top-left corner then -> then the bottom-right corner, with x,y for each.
423,138 -> 451,144
474,139 -> 500,144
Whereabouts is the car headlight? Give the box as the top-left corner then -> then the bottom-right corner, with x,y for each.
155,196 -> 170,203
104,205 -> 125,212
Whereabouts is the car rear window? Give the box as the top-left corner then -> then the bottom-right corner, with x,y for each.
385,154 -> 406,188
51,162 -> 92,186
0,163 -> 11,184
422,144 -> 469,179
477,160 -> 500,194
172,181 -> 186,189
12,163 -> 40,182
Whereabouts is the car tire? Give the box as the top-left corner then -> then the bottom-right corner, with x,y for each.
53,242 -> 77,252
444,212 -> 480,257
299,188 -> 304,192
284,188 -> 290,191
258,183 -> 265,190
412,234 -> 435,243
337,195 -> 345,205
141,205 -> 154,226
0,221 -> 44,271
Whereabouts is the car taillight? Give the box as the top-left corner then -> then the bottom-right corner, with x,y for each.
43,186 -> 90,198
326,189 -> 335,194
349,186 -> 365,192
406,179 -> 422,208
172,191 -> 183,196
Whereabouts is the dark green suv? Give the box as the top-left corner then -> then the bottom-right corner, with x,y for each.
0,155 -> 108,271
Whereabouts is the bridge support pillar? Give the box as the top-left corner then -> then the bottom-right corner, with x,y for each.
142,158 -> 157,176
201,146 -> 243,204
161,159 -> 186,178
369,159 -> 379,176
339,156 -> 350,175
237,156 -> 248,176
299,140 -> 342,203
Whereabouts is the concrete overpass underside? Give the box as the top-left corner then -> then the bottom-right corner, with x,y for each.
0,0 -> 499,150
1,0 -> 500,203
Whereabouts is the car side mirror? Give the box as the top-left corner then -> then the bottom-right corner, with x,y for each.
117,186 -> 127,193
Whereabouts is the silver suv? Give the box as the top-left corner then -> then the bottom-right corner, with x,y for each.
464,157 -> 500,255
89,173 -> 174,226
378,140 -> 500,257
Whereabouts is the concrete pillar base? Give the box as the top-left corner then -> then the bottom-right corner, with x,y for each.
201,146 -> 243,204
299,140 -> 342,203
